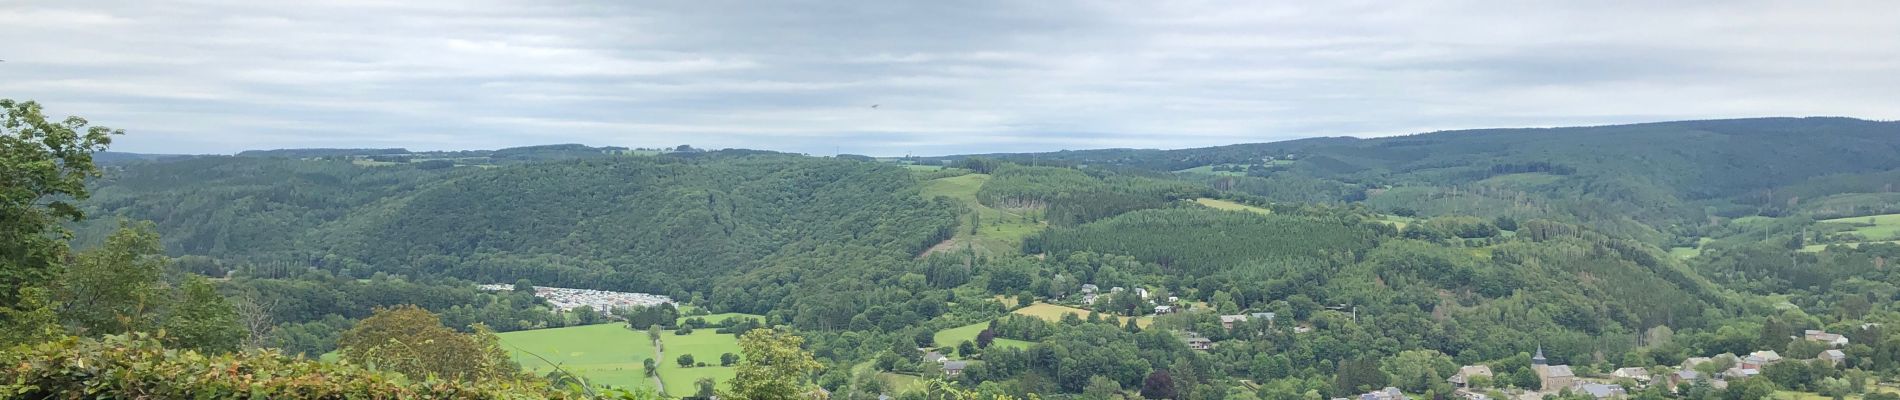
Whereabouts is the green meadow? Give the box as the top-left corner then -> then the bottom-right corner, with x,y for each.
499,318 -> 757,395
498,323 -> 654,390
1194,198 -> 1270,214
1805,213 -> 1900,252
918,173 -> 1046,257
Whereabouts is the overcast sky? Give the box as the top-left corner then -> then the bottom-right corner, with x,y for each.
3,1 -> 1897,156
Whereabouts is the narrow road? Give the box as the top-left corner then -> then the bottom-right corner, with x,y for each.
651,338 -> 667,394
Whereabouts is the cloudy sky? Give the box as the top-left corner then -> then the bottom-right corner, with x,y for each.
2,1 -> 1897,155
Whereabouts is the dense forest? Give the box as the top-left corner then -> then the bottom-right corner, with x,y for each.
16,109 -> 1900,400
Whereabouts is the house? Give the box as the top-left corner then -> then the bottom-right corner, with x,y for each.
1680,357 -> 1712,370
943,361 -> 968,376
1080,284 -> 1099,294
1804,330 -> 1850,347
1723,367 -> 1759,380
1819,349 -> 1847,365
1155,305 -> 1177,314
1185,336 -> 1213,351
1083,293 -> 1100,305
1742,350 -> 1781,369
1220,315 -> 1250,330
1110,286 -> 1125,293
1135,288 -> 1151,299
1577,383 -> 1626,399
1666,370 -> 1701,390
1358,387 -> 1404,400
1611,367 -> 1652,382
1167,296 -> 1180,304
922,351 -> 948,364
1448,365 -> 1494,388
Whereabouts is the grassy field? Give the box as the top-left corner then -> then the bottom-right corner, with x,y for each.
1012,303 -> 1152,328
499,323 -> 654,390
933,321 -> 1034,351
1378,215 -> 1418,230
1822,213 -> 1900,241
498,322 -> 752,394
1804,213 -> 1900,252
851,361 -> 929,394
1194,198 -> 1271,214
918,173 -> 1046,257
1775,385 -> 1900,400
654,329 -> 746,392
1803,240 -> 1900,253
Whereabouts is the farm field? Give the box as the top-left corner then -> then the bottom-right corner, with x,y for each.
499,322 -> 754,394
933,321 -> 1034,351
1012,303 -> 1152,328
1774,385 -> 1900,400
1804,213 -> 1900,252
918,173 -> 1045,257
498,323 -> 653,390
1822,213 -> 1900,241
654,329 -> 748,393
1194,198 -> 1270,214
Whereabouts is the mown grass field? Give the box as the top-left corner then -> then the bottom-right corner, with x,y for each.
499,319 -> 756,394
933,321 -> 1034,351
498,323 -> 654,390
1823,213 -> 1900,241
1805,213 -> 1900,252
1194,198 -> 1270,214
1012,303 -> 1152,328
918,173 -> 1045,257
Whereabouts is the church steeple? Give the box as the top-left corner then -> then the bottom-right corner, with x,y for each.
1532,344 -> 1548,366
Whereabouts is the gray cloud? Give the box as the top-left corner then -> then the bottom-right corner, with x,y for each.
1,0 -> 1896,155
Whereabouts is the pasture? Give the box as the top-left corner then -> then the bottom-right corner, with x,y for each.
1804,213 -> 1900,252
499,321 -> 753,395
933,321 -> 1034,351
1012,303 -> 1152,328
918,173 -> 1046,257
1194,198 -> 1271,214
498,323 -> 654,390
1822,213 -> 1900,241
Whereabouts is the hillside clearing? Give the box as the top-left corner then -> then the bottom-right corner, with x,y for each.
1194,198 -> 1271,214
934,321 -> 1034,351
918,173 -> 1045,258
1013,303 -> 1153,328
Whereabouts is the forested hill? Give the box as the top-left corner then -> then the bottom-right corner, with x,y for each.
930,117 -> 1900,242
75,153 -> 959,299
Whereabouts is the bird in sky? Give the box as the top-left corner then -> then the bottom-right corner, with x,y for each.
870,104 -> 879,109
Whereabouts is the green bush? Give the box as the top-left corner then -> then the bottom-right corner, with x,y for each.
0,333 -> 604,399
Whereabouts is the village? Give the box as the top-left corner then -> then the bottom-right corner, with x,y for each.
1055,283 -> 1867,400
476,283 -> 674,315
